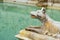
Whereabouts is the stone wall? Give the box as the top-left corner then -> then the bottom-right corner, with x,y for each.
48,0 -> 60,3
3,0 -> 15,2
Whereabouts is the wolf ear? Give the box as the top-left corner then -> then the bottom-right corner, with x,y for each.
41,7 -> 46,14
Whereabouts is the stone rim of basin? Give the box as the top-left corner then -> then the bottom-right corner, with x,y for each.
15,30 -> 59,40
15,34 -> 32,40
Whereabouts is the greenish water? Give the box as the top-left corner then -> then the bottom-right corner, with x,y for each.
0,3 -> 60,40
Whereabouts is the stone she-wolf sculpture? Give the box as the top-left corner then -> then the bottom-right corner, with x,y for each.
15,7 -> 60,40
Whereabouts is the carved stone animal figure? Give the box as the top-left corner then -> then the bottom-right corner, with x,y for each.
30,7 -> 60,34
15,8 -> 60,40
26,8 -> 60,36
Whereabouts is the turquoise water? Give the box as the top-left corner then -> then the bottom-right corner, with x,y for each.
0,3 -> 60,40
